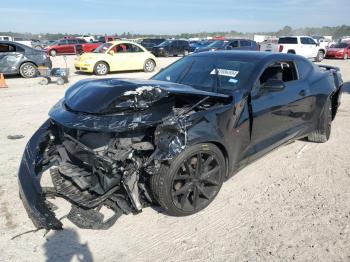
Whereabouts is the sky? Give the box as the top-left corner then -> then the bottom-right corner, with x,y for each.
0,0 -> 349,34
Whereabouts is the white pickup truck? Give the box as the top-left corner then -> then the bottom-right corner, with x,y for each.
278,36 -> 326,62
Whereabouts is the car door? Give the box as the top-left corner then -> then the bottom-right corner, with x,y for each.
248,60 -> 311,160
307,37 -> 319,57
299,37 -> 311,57
67,39 -> 77,54
0,43 -> 23,74
108,43 -> 135,71
57,40 -> 68,54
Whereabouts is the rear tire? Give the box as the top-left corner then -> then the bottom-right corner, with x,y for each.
93,62 -> 109,75
308,98 -> 332,143
150,143 -> 225,216
143,59 -> 156,72
19,62 -> 37,78
50,49 -> 57,57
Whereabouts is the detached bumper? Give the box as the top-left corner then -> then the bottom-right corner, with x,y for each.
18,120 -> 62,230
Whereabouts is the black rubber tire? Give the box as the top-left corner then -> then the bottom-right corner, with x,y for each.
57,77 -> 65,85
316,50 -> 324,62
143,59 -> 156,72
93,62 -> 109,75
19,62 -> 37,78
50,49 -> 57,57
308,98 -> 332,143
150,143 -> 225,217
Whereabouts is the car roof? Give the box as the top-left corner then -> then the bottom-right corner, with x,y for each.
108,40 -> 141,45
191,50 -> 305,62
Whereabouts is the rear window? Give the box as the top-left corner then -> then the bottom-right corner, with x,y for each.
278,37 -> 298,44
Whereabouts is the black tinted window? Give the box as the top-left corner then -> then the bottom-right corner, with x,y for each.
240,40 -> 251,47
229,41 -> 239,48
0,44 -> 15,52
77,39 -> 86,44
278,37 -> 298,44
67,39 -> 77,44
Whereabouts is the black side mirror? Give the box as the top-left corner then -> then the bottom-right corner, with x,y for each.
262,79 -> 285,91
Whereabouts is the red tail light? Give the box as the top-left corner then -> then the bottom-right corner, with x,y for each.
279,45 -> 284,52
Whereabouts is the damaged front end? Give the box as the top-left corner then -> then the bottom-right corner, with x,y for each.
18,78 -> 231,230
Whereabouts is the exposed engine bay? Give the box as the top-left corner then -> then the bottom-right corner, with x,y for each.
27,79 -> 231,229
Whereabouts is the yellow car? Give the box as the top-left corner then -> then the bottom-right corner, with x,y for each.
74,41 -> 157,75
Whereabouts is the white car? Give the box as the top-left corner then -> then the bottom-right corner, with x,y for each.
79,35 -> 95,42
278,36 -> 326,62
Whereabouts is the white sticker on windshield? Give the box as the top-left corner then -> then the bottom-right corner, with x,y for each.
210,69 -> 239,78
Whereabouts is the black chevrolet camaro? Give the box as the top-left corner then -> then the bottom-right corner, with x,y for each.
18,51 -> 343,230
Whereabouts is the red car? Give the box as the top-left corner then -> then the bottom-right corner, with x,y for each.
45,38 -> 101,56
325,42 -> 350,59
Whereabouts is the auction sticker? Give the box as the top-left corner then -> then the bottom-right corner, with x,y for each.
210,69 -> 239,78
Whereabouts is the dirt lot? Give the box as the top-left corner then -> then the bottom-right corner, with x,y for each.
0,55 -> 349,262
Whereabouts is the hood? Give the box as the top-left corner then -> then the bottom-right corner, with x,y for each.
64,78 -> 229,114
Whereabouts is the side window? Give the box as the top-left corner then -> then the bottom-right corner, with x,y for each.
259,61 -> 299,87
300,37 -> 308,45
240,40 -> 251,47
307,38 -> 316,45
68,39 -> 77,44
59,40 -> 68,45
107,37 -> 113,42
0,44 -> 15,52
129,44 -> 143,52
77,39 -> 86,44
15,45 -> 25,53
229,41 -> 239,48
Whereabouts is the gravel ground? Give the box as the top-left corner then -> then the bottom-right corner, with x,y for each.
0,55 -> 349,262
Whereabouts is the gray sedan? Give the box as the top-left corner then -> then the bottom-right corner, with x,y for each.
0,41 -> 52,78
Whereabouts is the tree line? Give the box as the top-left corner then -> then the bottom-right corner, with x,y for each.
1,25 -> 349,40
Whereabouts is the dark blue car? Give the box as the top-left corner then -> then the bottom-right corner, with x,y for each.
195,39 -> 259,53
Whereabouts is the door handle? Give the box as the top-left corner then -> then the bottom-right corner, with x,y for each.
299,90 -> 306,96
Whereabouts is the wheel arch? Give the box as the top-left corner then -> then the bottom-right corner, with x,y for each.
95,60 -> 110,69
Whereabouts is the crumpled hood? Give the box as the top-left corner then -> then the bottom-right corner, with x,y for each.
64,78 -> 229,114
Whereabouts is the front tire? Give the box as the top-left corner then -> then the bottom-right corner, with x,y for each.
316,50 -> 324,62
94,62 -> 109,75
150,143 -> 225,216
50,49 -> 57,57
19,62 -> 37,78
308,98 -> 332,143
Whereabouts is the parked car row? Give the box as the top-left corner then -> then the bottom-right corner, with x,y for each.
1,34 -> 349,78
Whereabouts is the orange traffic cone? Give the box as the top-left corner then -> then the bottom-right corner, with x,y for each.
0,73 -> 8,88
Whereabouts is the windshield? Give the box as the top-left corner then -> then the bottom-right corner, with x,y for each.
332,43 -> 349,48
207,40 -> 228,49
93,43 -> 112,53
152,56 -> 255,94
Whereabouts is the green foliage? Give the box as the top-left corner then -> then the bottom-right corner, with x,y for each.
1,25 -> 350,40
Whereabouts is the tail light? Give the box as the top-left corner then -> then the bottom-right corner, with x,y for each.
279,45 -> 284,52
